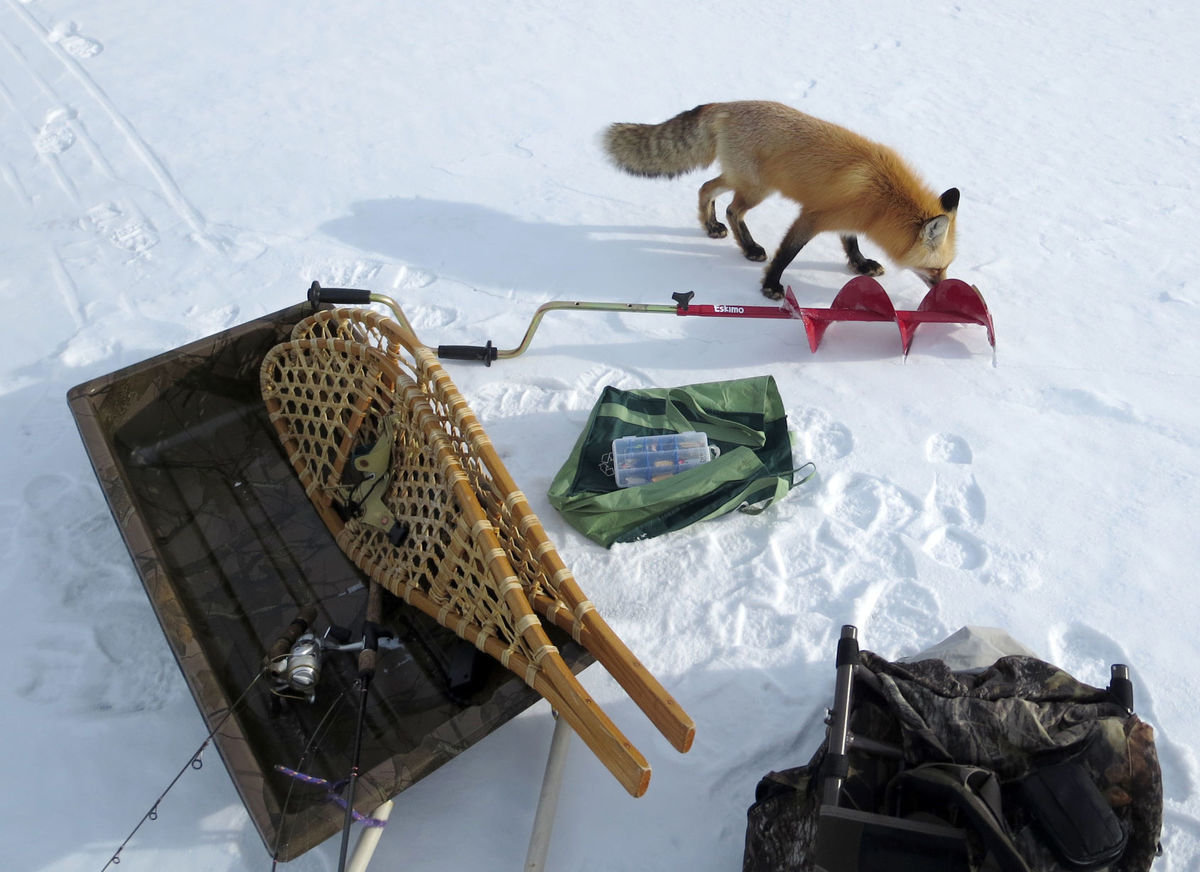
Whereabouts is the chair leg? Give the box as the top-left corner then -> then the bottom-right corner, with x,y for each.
822,625 -> 860,807
524,712 -> 573,871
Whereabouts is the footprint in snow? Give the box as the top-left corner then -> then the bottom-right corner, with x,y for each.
404,303 -> 459,334
923,432 -> 985,526
393,263 -> 437,290
921,526 -> 987,571
16,605 -> 179,714
865,578 -> 949,659
920,433 -> 989,570
108,220 -> 160,255
16,476 -> 178,714
306,257 -> 384,289
50,22 -> 103,58
1159,813 -> 1200,870
819,472 -> 921,535
792,407 -> 853,462
925,432 -> 972,464
1047,621 -> 1133,690
35,110 -> 76,155
727,599 -> 800,653
923,435 -> 1042,589
87,202 -> 160,256
20,473 -> 135,609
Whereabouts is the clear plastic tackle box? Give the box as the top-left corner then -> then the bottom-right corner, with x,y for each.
611,431 -> 717,488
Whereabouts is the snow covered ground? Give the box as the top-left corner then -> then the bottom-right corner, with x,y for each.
3,0 -> 1198,869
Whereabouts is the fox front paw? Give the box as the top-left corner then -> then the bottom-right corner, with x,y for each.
704,219 -> 728,239
743,244 -> 767,262
761,281 -> 784,300
855,259 -> 885,277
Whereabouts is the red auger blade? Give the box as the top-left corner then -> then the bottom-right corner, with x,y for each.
897,279 -> 996,356
791,277 -> 899,352
783,277 -> 995,355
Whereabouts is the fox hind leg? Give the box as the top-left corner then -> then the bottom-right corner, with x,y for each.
840,234 -> 885,277
698,176 -> 731,238
726,189 -> 768,261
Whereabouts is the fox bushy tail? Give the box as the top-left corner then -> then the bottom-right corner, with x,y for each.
602,104 -> 716,179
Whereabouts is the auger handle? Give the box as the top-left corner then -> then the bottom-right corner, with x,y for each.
436,342 -> 498,366
308,281 -> 373,307
305,281 -> 417,336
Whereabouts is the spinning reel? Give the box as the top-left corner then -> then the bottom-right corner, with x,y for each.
264,605 -> 403,702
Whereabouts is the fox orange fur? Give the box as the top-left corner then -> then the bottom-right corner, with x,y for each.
602,101 -> 960,299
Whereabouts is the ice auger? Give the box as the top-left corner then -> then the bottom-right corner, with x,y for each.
307,276 -> 995,365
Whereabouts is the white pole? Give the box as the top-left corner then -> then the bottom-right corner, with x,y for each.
346,799 -> 395,872
524,712 -> 573,872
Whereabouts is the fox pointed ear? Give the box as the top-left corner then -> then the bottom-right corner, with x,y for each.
940,188 -> 960,213
921,214 -> 950,249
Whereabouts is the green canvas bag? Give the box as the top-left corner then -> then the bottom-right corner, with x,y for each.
547,376 -> 811,547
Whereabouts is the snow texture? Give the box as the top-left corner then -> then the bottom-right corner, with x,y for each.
2,1 -> 1198,870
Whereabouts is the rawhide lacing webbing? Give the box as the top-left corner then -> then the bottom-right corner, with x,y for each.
286,308 -> 694,755
261,319 -> 683,795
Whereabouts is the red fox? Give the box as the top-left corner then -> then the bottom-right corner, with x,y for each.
602,101 -> 959,299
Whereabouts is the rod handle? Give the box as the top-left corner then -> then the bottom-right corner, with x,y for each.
267,605 -> 318,662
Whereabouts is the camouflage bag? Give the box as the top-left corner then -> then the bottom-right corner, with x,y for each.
742,643 -> 1163,872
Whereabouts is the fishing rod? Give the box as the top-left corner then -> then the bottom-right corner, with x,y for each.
99,605 -> 339,871
99,674 -> 264,871
337,582 -> 386,872
271,689 -> 348,869
99,605 -> 393,872
265,595 -> 399,872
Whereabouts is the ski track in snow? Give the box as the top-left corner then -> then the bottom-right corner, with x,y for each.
5,0 -> 213,252
1,2 -> 171,368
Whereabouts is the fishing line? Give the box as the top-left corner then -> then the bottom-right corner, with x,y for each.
270,689 -> 348,870
100,671 -> 264,871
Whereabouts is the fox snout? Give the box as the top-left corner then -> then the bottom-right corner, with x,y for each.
916,266 -> 948,287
